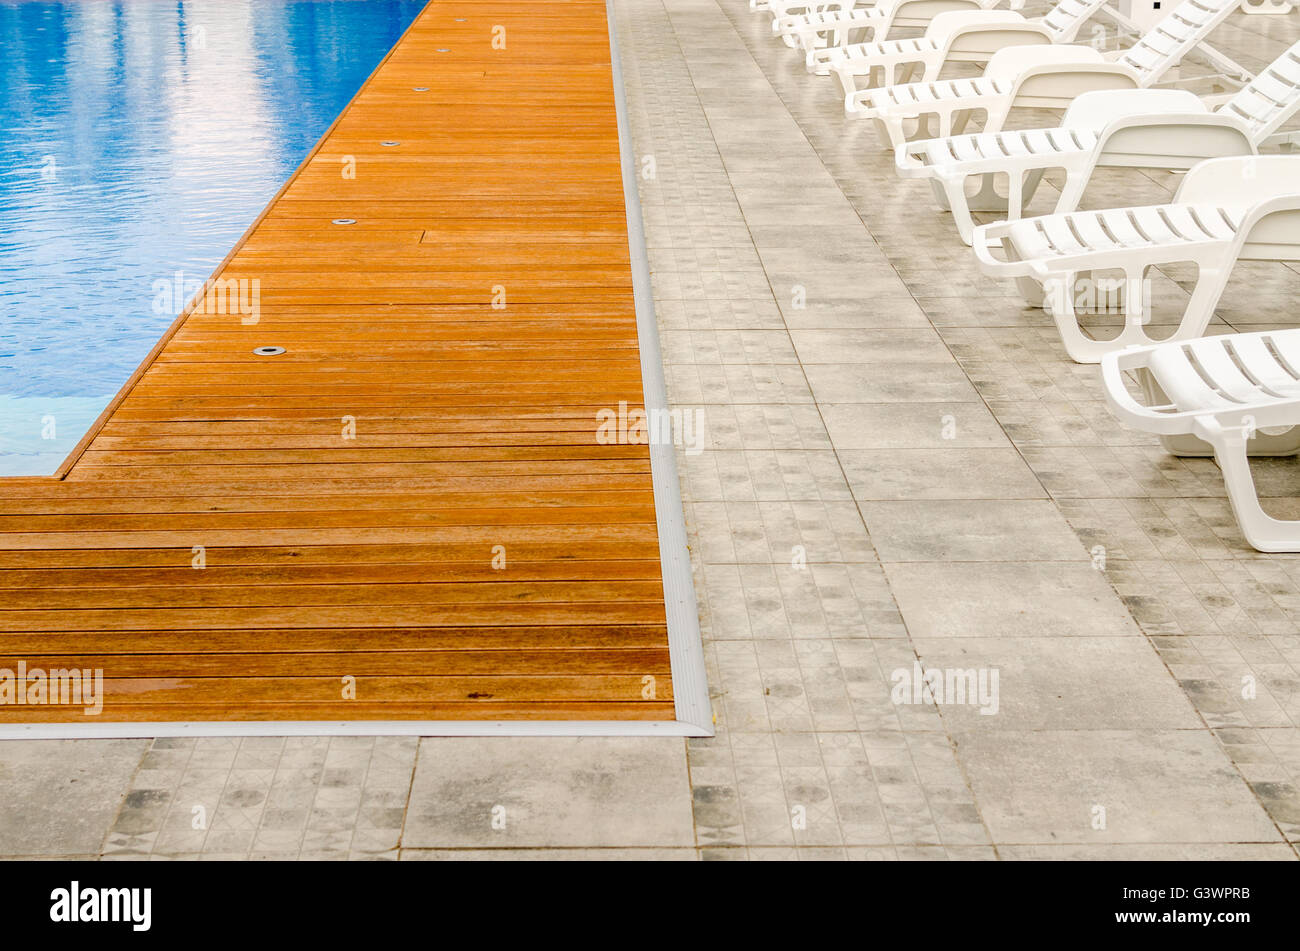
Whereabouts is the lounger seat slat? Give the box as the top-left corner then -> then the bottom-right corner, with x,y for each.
1185,205 -> 1238,241
1228,336 -> 1300,396
996,132 -> 1034,156
1161,204 -> 1218,241
1021,129 -> 1058,153
1129,206 -> 1186,244
950,135 -> 992,160
1141,32 -> 1180,57
1096,209 -> 1155,247
1039,215 -> 1092,253
1005,219 -> 1054,257
1250,74 -> 1295,105
1268,333 -> 1300,375
1185,339 -> 1271,403
1230,90 -> 1281,125
1052,127 -> 1096,152
1064,212 -> 1117,250
1120,47 -> 1163,73
1271,54 -> 1300,84
1147,348 -> 1237,411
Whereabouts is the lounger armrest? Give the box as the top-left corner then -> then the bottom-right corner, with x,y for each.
970,222 -> 1038,277
1099,347 -> 1189,434
894,141 -> 933,176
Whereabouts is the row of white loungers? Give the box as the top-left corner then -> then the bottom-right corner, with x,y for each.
749,0 -> 1300,551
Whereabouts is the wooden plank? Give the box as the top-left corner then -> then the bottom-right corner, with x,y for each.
0,0 -> 676,726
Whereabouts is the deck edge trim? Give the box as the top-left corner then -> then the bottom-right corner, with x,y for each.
0,720 -> 711,739
605,0 -> 713,737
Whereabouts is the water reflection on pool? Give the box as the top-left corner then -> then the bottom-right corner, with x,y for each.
0,0 -> 423,474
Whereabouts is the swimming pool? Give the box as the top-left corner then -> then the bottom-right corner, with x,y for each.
0,0 -> 424,474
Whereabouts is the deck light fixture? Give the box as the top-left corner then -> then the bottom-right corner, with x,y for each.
253,346 -> 286,356
332,218 -> 356,225
381,141 -> 400,147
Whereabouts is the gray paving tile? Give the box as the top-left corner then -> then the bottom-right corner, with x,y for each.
862,500 -> 1089,562
0,739 -> 147,857
908,637 -> 1200,730
956,730 -> 1283,845
803,363 -> 980,403
822,403 -> 1012,450
790,329 -> 953,364
842,449 -> 1047,501
884,562 -> 1141,637
403,738 -> 694,848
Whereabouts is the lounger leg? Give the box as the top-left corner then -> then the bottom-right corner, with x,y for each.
1172,261 -> 1231,342
1046,268 -> 1153,363
1006,173 -> 1024,224
944,179 -> 981,246
979,102 -> 1012,137
873,115 -> 911,150
1210,426 -> 1300,552
832,66 -> 859,100
966,173 -> 1010,213
928,178 -> 953,212
1021,168 -> 1046,209
1054,161 -> 1096,214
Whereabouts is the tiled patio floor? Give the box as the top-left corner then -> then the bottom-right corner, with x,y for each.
2,0 -> 1299,860
634,0 -> 1300,859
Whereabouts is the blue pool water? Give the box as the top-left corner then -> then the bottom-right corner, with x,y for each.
0,0 -> 424,474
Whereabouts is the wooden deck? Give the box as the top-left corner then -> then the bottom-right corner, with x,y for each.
0,0 -> 679,725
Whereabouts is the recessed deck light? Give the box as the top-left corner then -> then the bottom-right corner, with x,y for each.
253,346 -> 286,356
412,86 -> 429,91
332,218 -> 356,225
436,48 -> 450,52
381,141 -> 400,147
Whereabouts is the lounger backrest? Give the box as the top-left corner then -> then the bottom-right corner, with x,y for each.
982,43 -> 1102,82
1061,88 -> 1205,130
1040,0 -> 1109,44
1177,158 -> 1300,264
1176,156 -> 1300,206
1116,0 -> 1239,85
1216,42 -> 1300,143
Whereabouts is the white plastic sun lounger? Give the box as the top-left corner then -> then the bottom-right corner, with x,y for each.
826,0 -> 1108,99
1102,329 -> 1300,552
852,0 -> 1242,148
971,156 -> 1300,363
895,41 -> 1300,244
858,43 -> 1143,142
763,0 -> 850,31
779,0 -> 1018,67
765,0 -> 848,19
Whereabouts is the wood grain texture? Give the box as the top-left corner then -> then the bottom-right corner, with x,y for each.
0,0 -> 674,724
